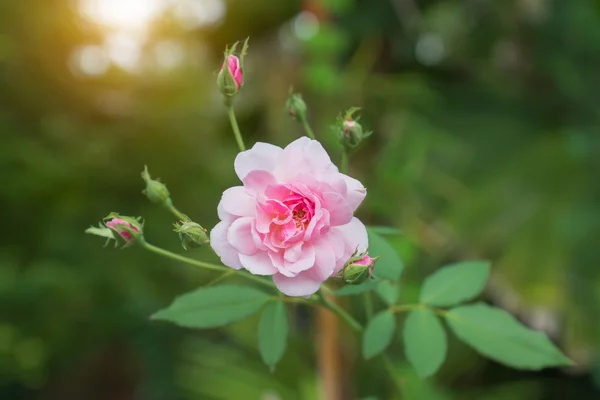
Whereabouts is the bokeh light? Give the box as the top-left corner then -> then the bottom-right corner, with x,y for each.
79,0 -> 166,33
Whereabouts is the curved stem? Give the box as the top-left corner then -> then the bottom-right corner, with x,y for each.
142,241 -> 274,289
166,202 -> 189,222
318,290 -> 362,333
228,106 -> 246,152
301,117 -> 316,140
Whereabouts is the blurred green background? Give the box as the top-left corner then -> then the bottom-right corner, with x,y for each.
2,0 -> 600,399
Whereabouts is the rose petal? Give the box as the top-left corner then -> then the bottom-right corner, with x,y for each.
220,186 -> 256,217
243,170 -> 277,195
333,217 -> 369,257
273,271 -> 323,296
310,242 -> 336,281
235,142 -> 283,180
239,252 -> 278,275
284,243 -> 315,273
227,217 -> 259,255
322,192 -> 353,226
341,174 -> 367,211
210,221 -> 242,270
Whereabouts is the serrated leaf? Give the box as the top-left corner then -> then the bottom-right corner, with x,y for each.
333,279 -> 381,296
368,229 -> 404,281
420,261 -> 490,307
362,311 -> 396,359
445,303 -> 572,370
404,308 -> 447,377
152,285 -> 270,328
376,280 -> 399,306
258,301 -> 288,371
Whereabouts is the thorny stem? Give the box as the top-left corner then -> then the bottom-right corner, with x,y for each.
228,106 -> 246,152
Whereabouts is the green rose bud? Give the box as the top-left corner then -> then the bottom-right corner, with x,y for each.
174,220 -> 210,250
141,166 -> 171,206
341,251 -> 378,285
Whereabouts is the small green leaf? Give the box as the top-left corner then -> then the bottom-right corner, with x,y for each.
258,301 -> 289,371
420,261 -> 490,307
363,311 -> 396,359
445,303 -> 572,370
334,280 -> 380,296
376,280 -> 399,306
368,230 -> 404,281
404,308 -> 447,377
152,285 -> 270,328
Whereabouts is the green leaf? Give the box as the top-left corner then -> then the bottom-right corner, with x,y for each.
152,285 -> 270,328
403,308 -> 447,377
368,229 -> 404,281
376,280 -> 399,306
362,311 -> 396,359
445,303 -> 572,370
258,301 -> 289,371
420,261 -> 490,307
334,279 -> 380,296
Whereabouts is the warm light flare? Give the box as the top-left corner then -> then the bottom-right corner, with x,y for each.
80,0 -> 165,32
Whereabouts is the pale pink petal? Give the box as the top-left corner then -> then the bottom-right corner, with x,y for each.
322,192 -> 353,226
333,217 -> 369,257
238,252 -> 278,275
341,174 -> 367,211
234,142 -> 283,180
310,242 -> 336,281
227,217 -> 259,255
284,244 -> 316,273
269,251 -> 297,277
220,186 -> 256,217
210,221 -> 242,270
274,138 -> 337,181
273,271 -> 323,296
243,170 -> 277,195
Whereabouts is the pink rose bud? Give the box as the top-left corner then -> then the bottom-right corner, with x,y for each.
341,251 -> 378,285
106,217 -> 141,243
217,54 -> 244,98
224,55 -> 243,89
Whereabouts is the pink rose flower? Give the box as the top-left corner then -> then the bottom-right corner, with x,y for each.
221,55 -> 243,89
106,218 -> 139,242
211,137 -> 368,296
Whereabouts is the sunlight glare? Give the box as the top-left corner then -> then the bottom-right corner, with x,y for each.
80,0 -> 166,32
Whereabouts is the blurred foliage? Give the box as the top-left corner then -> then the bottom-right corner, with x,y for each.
1,0 -> 600,399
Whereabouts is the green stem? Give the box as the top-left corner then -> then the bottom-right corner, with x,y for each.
390,304 -> 419,313
364,291 -> 374,319
318,290 -> 362,333
228,106 -> 246,152
340,151 -> 349,174
300,117 -> 316,140
205,270 -> 235,287
166,201 -> 189,221
380,353 -> 404,396
142,241 -> 274,289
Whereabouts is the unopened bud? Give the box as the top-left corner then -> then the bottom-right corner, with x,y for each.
217,39 -> 248,101
286,90 -> 308,122
335,108 -> 372,150
174,220 -> 210,250
341,251 -> 378,285
141,166 -> 171,206
104,213 -> 143,247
